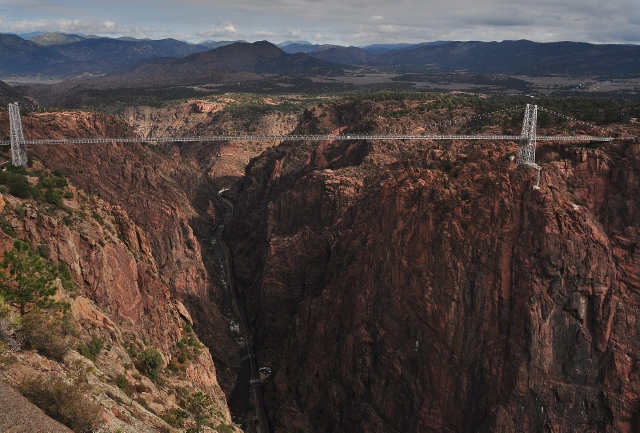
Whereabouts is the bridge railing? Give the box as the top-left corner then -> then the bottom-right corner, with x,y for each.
0,134 -> 613,147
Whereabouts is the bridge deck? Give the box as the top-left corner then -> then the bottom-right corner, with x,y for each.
0,134 -> 613,146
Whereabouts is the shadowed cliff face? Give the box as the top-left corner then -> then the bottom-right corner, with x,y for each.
227,100 -> 640,432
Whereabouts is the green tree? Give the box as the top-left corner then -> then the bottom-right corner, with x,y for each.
137,347 -> 163,380
185,391 -> 214,433
0,239 -> 58,315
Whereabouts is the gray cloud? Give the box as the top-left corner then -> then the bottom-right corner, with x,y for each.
0,0 -> 638,44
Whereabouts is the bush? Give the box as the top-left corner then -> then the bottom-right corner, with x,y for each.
20,373 -> 102,432
0,341 -> 15,370
114,374 -> 128,390
91,212 -> 104,226
9,180 -> 32,199
0,216 -> 16,237
0,296 -> 20,352
19,308 -> 74,362
77,334 -> 104,362
184,391 -> 215,433
161,408 -> 189,428
44,188 -> 63,208
137,347 -> 163,380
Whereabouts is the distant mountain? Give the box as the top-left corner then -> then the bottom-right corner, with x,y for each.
50,37 -> 210,63
278,42 -> 322,54
0,34 -> 65,75
2,35 -> 639,81
279,43 -> 377,63
285,39 -> 640,77
278,40 -> 313,46
306,46 -> 376,64
17,32 -> 48,40
360,43 -> 415,54
94,41 -> 342,85
0,33 -> 213,77
199,40 -> 242,50
30,32 -> 84,46
372,40 -> 640,76
35,41 -> 344,105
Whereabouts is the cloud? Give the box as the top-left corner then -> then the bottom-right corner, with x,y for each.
0,18 -> 165,38
196,22 -> 238,39
0,0 -> 638,45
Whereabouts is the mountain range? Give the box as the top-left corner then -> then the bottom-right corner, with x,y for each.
1,33 -> 639,83
282,39 -> 640,77
0,33 -> 217,77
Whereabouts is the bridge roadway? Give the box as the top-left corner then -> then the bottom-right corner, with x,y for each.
0,133 -> 614,146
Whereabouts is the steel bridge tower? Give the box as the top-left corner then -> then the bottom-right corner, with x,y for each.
8,103 -> 28,167
517,104 -> 537,165
516,104 -> 541,188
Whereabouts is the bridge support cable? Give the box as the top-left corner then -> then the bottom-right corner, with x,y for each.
8,103 -> 28,167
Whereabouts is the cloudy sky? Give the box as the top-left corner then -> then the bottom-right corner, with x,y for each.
1,0 -> 638,45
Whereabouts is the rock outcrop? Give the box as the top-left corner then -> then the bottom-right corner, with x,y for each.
227,99 -> 640,432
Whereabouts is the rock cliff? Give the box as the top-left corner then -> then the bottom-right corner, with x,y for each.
14,110 -> 240,388
227,99 -> 640,432
0,109 -> 239,431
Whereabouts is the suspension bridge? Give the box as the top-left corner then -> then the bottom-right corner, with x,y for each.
3,103 -> 616,174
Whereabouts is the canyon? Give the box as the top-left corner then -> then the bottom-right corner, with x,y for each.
2,96 -> 640,433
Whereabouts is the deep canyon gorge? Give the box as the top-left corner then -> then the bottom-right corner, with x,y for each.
1,97 -> 640,433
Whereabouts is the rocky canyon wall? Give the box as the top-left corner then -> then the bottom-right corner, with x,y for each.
0,110 -> 240,431
227,99 -> 640,432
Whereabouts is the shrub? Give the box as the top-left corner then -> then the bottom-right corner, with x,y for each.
114,374 -> 129,390
137,347 -> 163,380
19,308 -> 74,362
184,391 -> 214,433
91,212 -> 104,226
0,296 -> 20,352
161,408 -> 189,428
77,334 -> 104,362
20,373 -> 102,432
9,180 -> 32,199
216,424 -> 235,433
44,189 -> 63,208
0,341 -> 15,370
0,216 -> 16,237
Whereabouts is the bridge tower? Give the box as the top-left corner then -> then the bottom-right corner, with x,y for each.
517,104 -> 537,165
8,103 -> 28,167
516,104 -> 541,188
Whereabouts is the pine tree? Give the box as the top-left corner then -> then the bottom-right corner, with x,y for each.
0,240 -> 58,315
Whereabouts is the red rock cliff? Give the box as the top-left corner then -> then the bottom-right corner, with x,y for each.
227,99 -> 640,432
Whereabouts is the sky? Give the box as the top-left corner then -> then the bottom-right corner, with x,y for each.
0,0 -> 639,45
